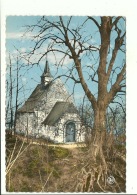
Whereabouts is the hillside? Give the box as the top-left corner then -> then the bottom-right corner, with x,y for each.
5,135 -> 126,192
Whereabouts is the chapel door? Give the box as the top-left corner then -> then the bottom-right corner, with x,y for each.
66,122 -> 75,142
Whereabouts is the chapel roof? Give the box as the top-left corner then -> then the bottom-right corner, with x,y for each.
17,83 -> 51,113
17,61 -> 73,114
42,101 -> 78,126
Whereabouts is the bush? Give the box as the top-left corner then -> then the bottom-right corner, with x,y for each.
49,147 -> 70,159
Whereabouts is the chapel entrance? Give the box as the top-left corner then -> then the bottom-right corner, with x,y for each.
65,122 -> 75,142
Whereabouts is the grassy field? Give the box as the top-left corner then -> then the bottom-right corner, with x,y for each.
5,135 -> 126,192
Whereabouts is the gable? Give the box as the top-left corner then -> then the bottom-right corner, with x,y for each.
42,101 -> 78,126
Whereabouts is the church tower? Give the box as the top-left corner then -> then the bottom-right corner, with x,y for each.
41,60 -> 53,87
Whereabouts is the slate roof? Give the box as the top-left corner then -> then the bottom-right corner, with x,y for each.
42,101 -> 78,126
17,83 -> 51,113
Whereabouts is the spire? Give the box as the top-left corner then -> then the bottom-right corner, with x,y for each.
41,60 -> 53,86
43,60 -> 52,77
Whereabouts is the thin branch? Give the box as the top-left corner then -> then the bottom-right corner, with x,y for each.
107,64 -> 126,104
6,139 -> 30,175
41,170 -> 53,192
111,17 -> 122,28
88,17 -> 100,30
111,101 -> 126,114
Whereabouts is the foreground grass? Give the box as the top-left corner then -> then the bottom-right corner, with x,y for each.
6,135 -> 126,192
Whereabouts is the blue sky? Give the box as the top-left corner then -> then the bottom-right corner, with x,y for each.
6,16 -> 126,108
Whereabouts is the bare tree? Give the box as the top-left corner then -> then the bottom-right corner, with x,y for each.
6,53 -> 25,136
6,54 -> 14,132
13,56 -> 19,135
21,16 -> 126,190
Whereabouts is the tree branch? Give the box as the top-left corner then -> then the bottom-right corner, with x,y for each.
111,16 -> 122,28
111,101 -> 126,114
88,16 -> 100,30
106,26 -> 126,83
106,45 -> 120,81
59,19 -> 98,108
74,58 -> 97,108
107,64 -> 126,104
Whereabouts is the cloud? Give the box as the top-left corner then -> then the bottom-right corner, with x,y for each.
21,77 -> 27,84
6,32 -> 24,39
47,51 -> 73,67
19,42 -> 73,68
74,93 -> 84,100
20,47 -> 27,53
6,32 -> 37,40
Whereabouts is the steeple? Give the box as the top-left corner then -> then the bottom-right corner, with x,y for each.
43,60 -> 52,77
41,60 -> 53,86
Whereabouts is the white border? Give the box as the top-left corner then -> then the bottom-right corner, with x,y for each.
1,0 -> 137,194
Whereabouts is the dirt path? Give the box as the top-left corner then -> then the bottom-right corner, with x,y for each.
31,140 -> 86,149
48,143 -> 86,149
16,135 -> 86,149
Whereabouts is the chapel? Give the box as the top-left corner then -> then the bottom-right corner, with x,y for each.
16,61 -> 85,143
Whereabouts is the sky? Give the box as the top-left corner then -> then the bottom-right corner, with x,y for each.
6,16 -> 126,109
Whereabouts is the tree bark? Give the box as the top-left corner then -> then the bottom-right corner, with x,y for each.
89,17 -> 111,164
91,104 -> 107,166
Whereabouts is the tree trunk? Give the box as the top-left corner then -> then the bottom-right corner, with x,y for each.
13,57 -> 19,136
91,105 -> 107,166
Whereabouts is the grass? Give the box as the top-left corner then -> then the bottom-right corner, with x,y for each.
5,134 -> 126,192
6,135 -> 74,192
48,146 -> 71,159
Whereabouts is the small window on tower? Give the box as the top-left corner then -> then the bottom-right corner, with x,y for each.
45,78 -> 49,85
